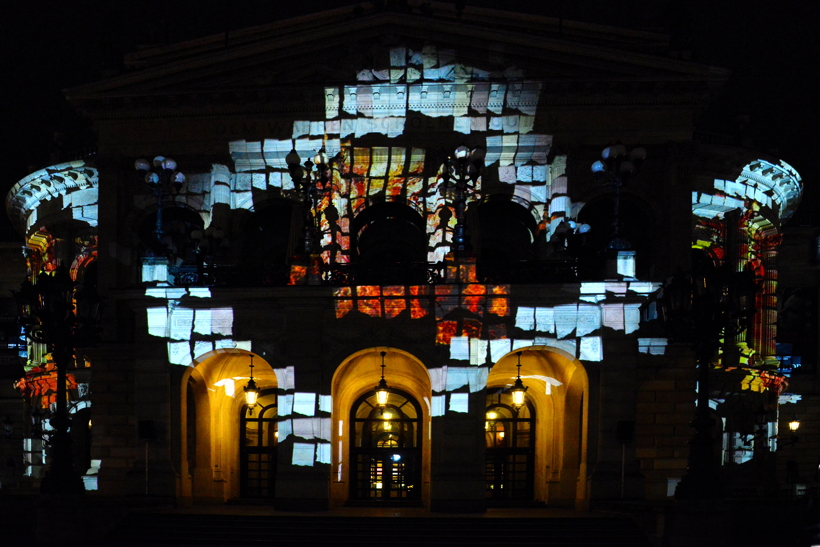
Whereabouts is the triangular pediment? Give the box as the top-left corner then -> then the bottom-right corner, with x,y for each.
66,3 -> 727,110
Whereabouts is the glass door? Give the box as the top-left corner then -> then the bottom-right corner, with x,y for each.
350,389 -> 421,501
240,392 -> 278,499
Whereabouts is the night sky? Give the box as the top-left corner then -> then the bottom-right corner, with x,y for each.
3,1 -> 819,229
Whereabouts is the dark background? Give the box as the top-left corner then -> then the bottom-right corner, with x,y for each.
3,0 -> 819,232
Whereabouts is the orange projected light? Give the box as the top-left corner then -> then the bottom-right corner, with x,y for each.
383,286 -> 406,318
334,287 -> 353,318
289,265 -> 307,285
409,285 -> 429,318
463,283 -> 486,313
463,318 -> 482,339
436,320 -> 458,345
357,286 -> 382,317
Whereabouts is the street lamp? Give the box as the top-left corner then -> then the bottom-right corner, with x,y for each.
13,265 -> 103,494
134,156 -> 186,249
244,354 -> 259,414
510,351 -> 528,410
591,143 -> 646,251
375,351 -> 390,412
286,147 -> 343,257
660,255 -> 757,498
442,145 -> 484,257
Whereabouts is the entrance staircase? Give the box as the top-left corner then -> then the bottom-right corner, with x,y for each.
102,513 -> 654,546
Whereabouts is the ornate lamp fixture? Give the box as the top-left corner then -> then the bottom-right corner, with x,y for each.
134,156 -> 186,246
591,143 -> 646,250
510,351 -> 528,409
659,254 -> 758,499
286,147 -> 343,256
13,265 -> 103,494
244,354 -> 259,414
375,351 -> 390,411
442,145 -> 484,257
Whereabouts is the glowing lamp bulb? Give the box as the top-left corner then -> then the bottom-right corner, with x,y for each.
511,387 -> 526,408
788,419 -> 800,433
486,411 -> 497,420
375,387 -> 389,407
244,377 -> 259,408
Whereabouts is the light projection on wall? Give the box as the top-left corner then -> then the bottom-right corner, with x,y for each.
6,160 -> 99,235
691,159 -> 802,394
135,44 -> 681,469
144,287 -> 251,365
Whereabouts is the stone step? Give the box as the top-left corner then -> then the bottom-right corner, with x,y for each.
104,513 -> 653,546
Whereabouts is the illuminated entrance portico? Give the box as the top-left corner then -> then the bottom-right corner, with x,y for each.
332,348 -> 431,507
488,348 -> 589,508
180,350 -> 277,504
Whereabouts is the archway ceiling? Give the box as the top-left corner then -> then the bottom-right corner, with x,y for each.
195,350 -> 278,392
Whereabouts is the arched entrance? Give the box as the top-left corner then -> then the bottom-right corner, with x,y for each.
180,349 -> 277,504
239,391 -> 278,499
349,388 -> 422,501
331,348 -> 431,507
488,347 -> 589,509
485,393 -> 535,501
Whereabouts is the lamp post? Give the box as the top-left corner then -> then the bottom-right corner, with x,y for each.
134,156 -> 185,249
286,147 -> 343,257
660,256 -> 757,499
591,143 -> 646,251
14,265 -> 103,494
442,145 -> 484,258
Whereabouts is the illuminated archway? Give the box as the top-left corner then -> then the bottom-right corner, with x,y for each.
330,347 -> 432,507
487,347 -> 589,508
179,349 -> 277,504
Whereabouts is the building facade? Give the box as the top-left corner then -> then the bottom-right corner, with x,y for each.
3,4 -> 809,512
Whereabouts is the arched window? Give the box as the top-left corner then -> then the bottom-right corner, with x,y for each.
352,202 -> 428,285
238,200 -> 297,285
349,389 -> 422,501
136,205 -> 204,265
485,391 -> 535,501
239,391 -> 278,499
477,197 -> 537,282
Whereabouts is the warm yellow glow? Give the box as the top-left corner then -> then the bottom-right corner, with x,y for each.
384,421 -> 392,431
511,388 -> 526,408
486,411 -> 498,420
383,411 -> 393,420
376,388 -> 389,407
789,419 -> 801,432
498,431 -> 505,439
245,388 -> 258,408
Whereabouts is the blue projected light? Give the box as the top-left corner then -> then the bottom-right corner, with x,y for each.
391,454 -> 402,462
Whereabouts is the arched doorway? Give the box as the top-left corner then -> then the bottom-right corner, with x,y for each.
180,350 -> 277,504
485,392 -> 535,501
351,202 -> 429,285
488,347 -> 589,509
239,391 -> 278,499
331,348 -> 432,508
349,388 -> 422,501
